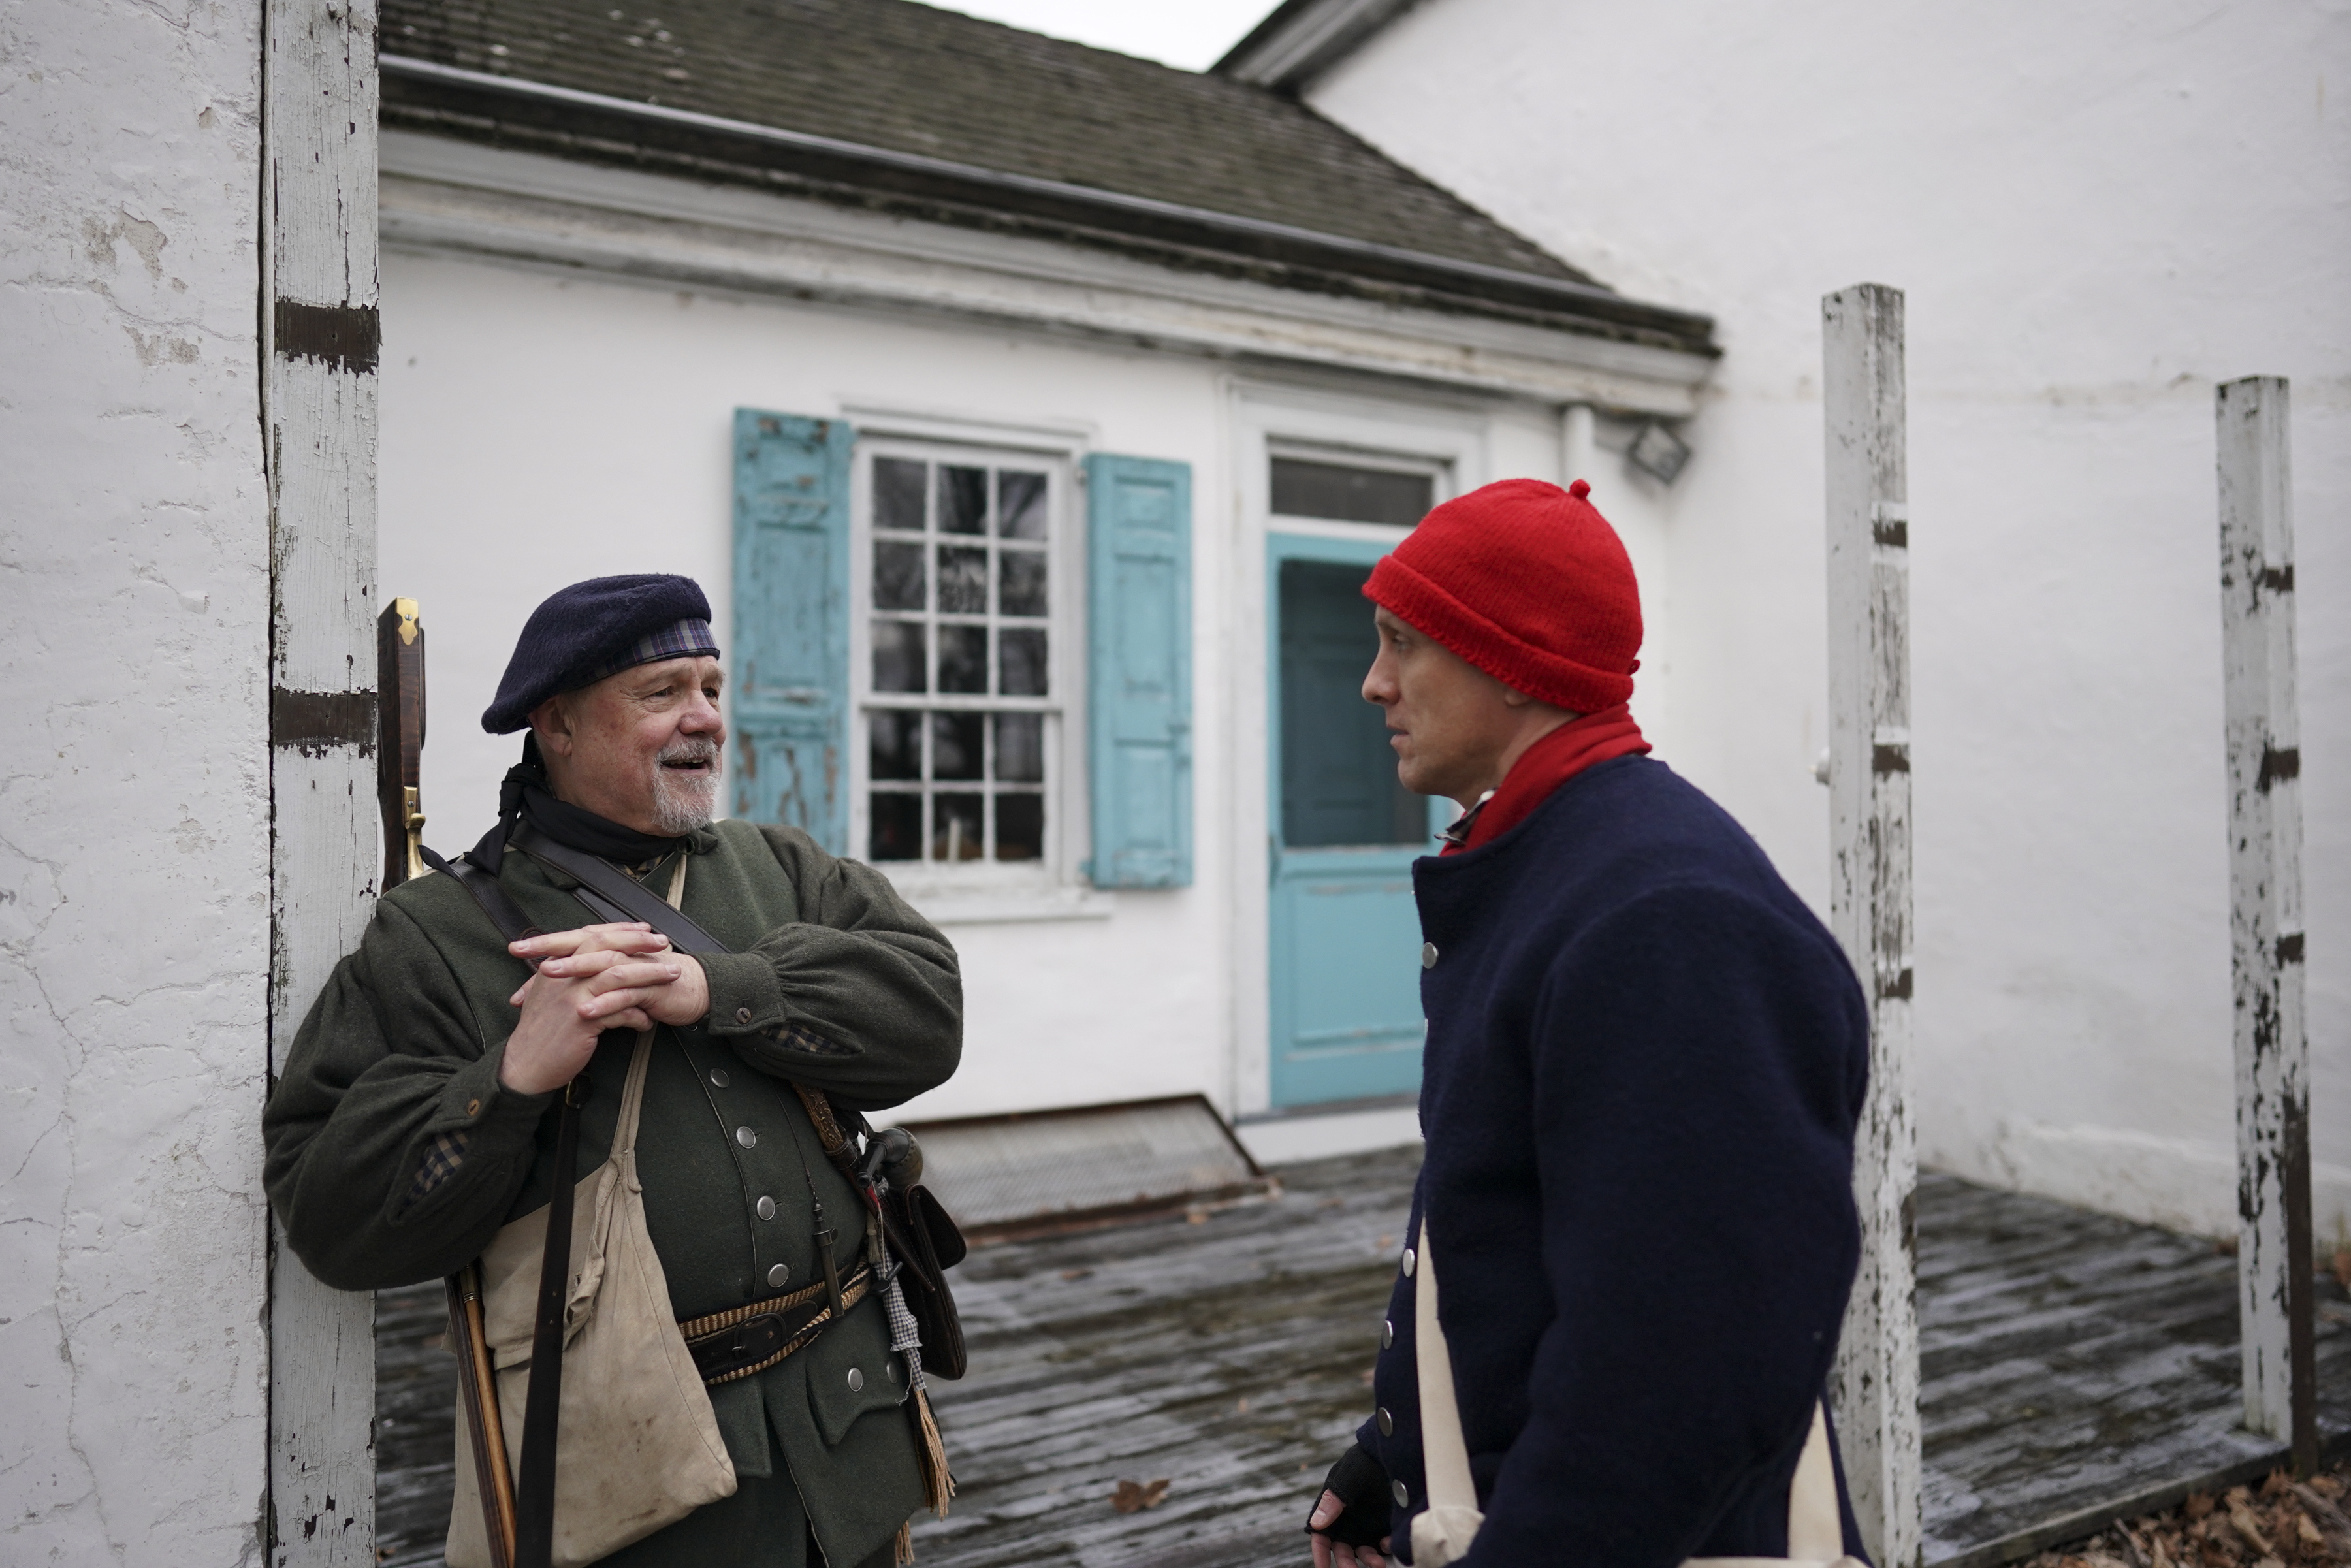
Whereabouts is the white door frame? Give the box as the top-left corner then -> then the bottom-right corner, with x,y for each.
1222,379 -> 1503,1118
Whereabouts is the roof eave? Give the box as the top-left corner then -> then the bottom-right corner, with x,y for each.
378,56 -> 1717,359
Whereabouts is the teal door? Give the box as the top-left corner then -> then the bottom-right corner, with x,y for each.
1268,533 -> 1445,1108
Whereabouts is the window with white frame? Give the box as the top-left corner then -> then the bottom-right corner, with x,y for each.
857,446 -> 1064,870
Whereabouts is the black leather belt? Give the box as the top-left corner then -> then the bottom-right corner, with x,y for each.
678,1263 -> 873,1385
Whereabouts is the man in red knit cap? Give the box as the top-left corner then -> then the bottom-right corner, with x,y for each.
1303,479 -> 1874,1567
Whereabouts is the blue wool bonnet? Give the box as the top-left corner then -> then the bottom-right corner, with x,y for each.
480,574 -> 720,733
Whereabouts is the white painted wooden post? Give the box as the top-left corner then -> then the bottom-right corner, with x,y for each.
264,1 -> 382,1563
1561,402 -> 1599,488
1822,283 -> 1923,1568
2215,376 -> 2318,1475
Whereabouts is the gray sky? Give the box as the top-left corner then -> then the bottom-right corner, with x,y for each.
927,0 -> 1278,72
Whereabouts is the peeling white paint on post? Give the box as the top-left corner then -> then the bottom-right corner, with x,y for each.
2214,376 -> 2318,1474
265,1 -> 383,1563
1823,283 -> 1922,1568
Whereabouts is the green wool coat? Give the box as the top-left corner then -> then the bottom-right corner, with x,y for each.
263,819 -> 963,1568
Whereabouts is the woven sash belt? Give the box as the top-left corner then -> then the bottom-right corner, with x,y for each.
678,1263 -> 874,1386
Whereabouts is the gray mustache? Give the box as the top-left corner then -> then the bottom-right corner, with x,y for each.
659,737 -> 721,766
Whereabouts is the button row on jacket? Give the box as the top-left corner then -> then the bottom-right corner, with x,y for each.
1390,1480 -> 1410,1508
1381,1318 -> 1393,1349
1421,942 -> 1439,970
1377,1407 -> 1394,1437
756,1195 -> 776,1221
710,1068 -> 729,1088
1401,1246 -> 1416,1278
768,1262 -> 790,1289
737,1126 -> 758,1149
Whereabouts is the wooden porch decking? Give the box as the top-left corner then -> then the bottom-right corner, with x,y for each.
374,1147 -> 2350,1568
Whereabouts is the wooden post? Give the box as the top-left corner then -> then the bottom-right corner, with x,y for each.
1822,283 -> 1923,1568
264,1 -> 381,1563
2215,376 -> 2318,1473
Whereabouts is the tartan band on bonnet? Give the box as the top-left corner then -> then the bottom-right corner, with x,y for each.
580,618 -> 719,686
481,573 -> 721,733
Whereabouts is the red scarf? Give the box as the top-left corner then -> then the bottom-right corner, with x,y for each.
1439,703 -> 1650,855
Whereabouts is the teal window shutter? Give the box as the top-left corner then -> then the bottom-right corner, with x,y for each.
732,409 -> 852,853
1085,453 -> 1193,888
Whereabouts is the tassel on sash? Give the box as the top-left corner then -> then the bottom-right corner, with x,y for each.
914,1384 -> 954,1518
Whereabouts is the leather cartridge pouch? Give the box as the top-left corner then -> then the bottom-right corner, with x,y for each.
445,863 -> 737,1568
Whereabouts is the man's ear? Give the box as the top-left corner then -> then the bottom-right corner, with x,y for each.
529,694 -> 575,758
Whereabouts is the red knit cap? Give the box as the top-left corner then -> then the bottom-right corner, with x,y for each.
1363,477 -> 1641,712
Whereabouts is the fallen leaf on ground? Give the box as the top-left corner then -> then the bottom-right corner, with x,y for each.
2228,1504 -> 2274,1556
1112,1478 -> 1172,1514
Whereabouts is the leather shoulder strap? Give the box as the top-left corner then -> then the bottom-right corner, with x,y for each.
508,824 -> 730,956
422,844 -> 545,947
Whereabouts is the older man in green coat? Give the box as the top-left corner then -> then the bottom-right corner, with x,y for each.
265,574 -> 961,1568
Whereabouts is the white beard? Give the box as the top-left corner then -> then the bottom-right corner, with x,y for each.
649,736 -> 722,834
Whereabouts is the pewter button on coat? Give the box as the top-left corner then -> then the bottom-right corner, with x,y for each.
767,1263 -> 790,1289
1420,942 -> 1439,970
710,1068 -> 729,1088
846,1368 -> 863,1392
736,1006 -> 753,1024
756,1195 -> 776,1221
1401,1247 -> 1416,1278
1381,1318 -> 1394,1349
736,1125 -> 757,1149
1377,1407 -> 1394,1437
1391,1480 -> 1410,1508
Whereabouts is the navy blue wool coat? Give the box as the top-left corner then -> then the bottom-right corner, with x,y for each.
1362,755 -> 1872,1565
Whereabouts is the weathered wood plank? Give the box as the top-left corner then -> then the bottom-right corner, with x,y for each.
266,2 -> 383,1563
2214,375 -> 2318,1473
376,1157 -> 2348,1568
1916,1172 -> 2349,1567
1824,281 -> 1924,1568
374,1149 -> 1420,1568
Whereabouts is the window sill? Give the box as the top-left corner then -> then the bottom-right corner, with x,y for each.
891,882 -> 1117,926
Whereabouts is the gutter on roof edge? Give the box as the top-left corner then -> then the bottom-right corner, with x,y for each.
1213,0 -> 1417,92
377,54 -> 1716,358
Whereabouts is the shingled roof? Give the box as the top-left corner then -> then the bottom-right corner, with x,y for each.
379,0 -> 1716,354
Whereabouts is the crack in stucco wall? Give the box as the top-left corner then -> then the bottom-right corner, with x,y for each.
0,1 -> 274,1563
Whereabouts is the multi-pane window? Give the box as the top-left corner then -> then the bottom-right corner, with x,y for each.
864,453 -> 1055,865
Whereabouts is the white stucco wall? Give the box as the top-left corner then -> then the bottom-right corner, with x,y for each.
379,251 -> 1237,1123
0,2 -> 273,1562
1309,0 -> 2351,1239
376,241 -> 1582,1127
